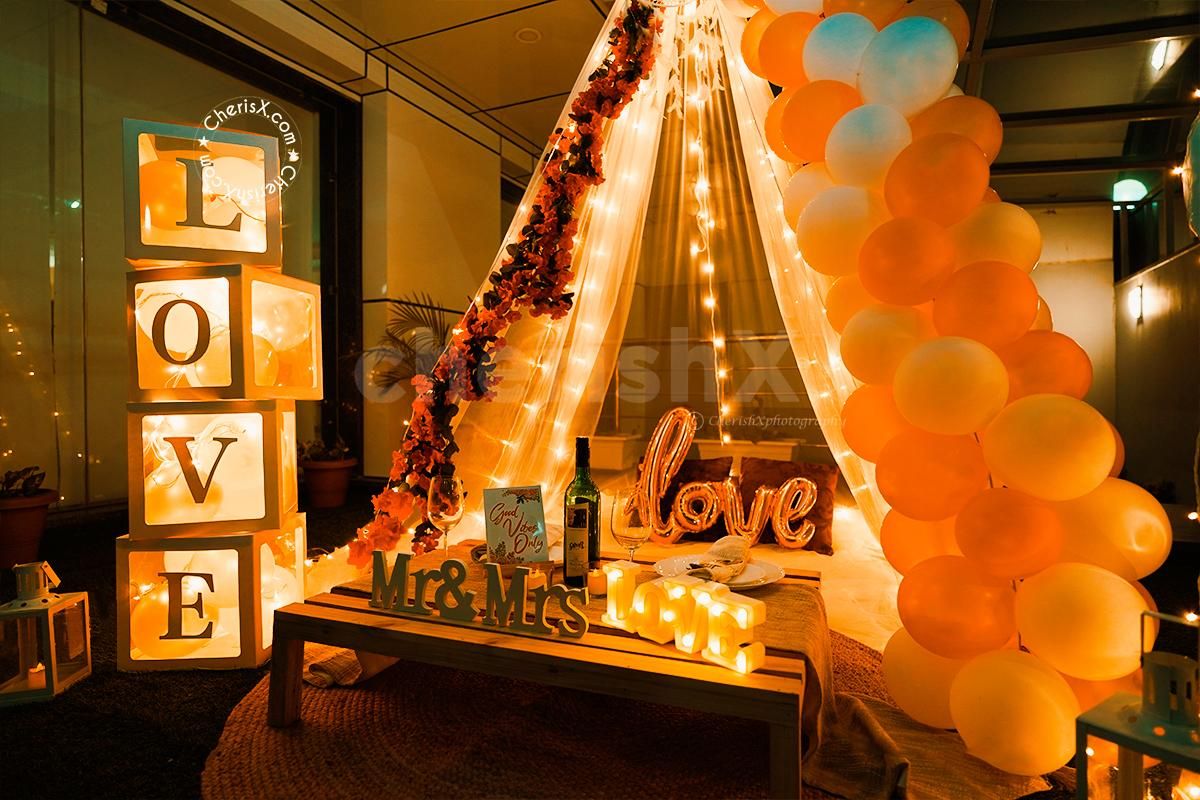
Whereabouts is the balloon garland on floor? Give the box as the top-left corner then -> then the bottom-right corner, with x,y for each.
350,1 -> 661,562
736,0 -> 1173,777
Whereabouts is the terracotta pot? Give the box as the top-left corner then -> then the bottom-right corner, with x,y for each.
0,489 -> 57,567
300,458 -> 358,509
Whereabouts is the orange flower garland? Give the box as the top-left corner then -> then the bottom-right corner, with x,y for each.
351,1 -> 661,563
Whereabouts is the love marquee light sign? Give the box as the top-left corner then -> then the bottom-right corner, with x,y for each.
369,553 -> 767,675
117,117 -> 318,671
602,561 -> 766,674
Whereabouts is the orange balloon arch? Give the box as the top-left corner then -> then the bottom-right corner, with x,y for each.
735,0 -> 1173,777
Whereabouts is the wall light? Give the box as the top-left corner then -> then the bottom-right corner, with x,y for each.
1128,284 -> 1144,323
1151,39 -> 1169,71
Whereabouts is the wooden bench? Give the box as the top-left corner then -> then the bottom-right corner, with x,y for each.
269,558 -> 812,798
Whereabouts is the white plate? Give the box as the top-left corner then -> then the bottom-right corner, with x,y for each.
653,555 -> 785,590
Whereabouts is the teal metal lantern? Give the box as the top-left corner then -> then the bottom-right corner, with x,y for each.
1075,609 -> 1199,799
1185,112 -> 1199,238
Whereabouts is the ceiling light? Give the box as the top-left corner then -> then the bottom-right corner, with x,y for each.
514,27 -> 541,44
1151,39 -> 1168,70
1112,178 -> 1147,203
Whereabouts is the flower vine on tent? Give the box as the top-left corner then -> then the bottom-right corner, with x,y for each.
350,1 -> 662,564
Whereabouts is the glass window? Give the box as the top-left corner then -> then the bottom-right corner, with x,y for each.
0,0 -> 322,506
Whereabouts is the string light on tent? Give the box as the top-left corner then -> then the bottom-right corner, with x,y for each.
675,3 -> 730,443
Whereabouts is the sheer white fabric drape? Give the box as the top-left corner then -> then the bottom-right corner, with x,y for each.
449,2 -> 679,541
715,0 -> 889,535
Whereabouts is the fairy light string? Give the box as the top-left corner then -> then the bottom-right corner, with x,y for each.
679,3 -> 731,444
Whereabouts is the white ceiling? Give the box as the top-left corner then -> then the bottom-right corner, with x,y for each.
315,0 -> 615,152
287,0 -> 1196,202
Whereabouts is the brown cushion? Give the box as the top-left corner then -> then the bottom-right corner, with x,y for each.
659,457 -> 732,541
739,456 -> 839,554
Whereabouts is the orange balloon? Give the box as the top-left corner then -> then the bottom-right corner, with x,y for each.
955,488 -> 1063,578
933,260 -> 1039,349
880,511 -> 960,575
876,430 -> 990,520
139,158 -> 187,229
1108,421 -> 1125,477
823,0 -> 905,28
842,384 -> 912,462
884,133 -> 989,226
950,201 -> 1043,271
895,0 -> 971,57
997,331 -> 1093,402
897,555 -> 1017,658
982,187 -> 1001,203
824,274 -> 874,333
859,217 -> 955,305
765,89 -> 802,162
840,304 -> 935,384
740,9 -> 778,78
780,80 -> 861,164
1031,295 -> 1053,330
910,96 -> 1004,163
758,13 -> 820,87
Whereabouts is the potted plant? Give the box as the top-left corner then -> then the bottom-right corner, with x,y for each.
298,438 -> 357,509
0,466 -> 57,566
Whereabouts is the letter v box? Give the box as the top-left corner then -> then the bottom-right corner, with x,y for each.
126,400 -> 297,538
115,514 -> 306,670
126,264 -> 321,401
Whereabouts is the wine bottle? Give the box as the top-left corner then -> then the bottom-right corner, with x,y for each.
563,436 -> 600,589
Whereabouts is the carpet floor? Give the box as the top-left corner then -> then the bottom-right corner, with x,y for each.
0,483 -> 1194,799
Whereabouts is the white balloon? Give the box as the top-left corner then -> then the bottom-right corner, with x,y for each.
783,162 -> 834,228
858,17 -> 958,117
802,13 -> 877,86
950,650 -> 1079,776
943,82 -> 964,98
764,0 -> 822,13
825,104 -> 911,186
884,628 -> 964,729
1016,562 -> 1150,681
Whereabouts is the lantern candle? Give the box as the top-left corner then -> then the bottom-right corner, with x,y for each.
586,568 -> 607,597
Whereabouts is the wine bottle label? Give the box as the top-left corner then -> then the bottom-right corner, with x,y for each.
564,503 -> 590,578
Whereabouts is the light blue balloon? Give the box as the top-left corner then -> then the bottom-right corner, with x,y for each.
803,13 -> 877,87
858,16 -> 958,117
826,104 -> 912,185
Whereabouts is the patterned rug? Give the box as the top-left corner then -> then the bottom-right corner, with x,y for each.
200,633 -> 889,799
201,633 -> 1061,799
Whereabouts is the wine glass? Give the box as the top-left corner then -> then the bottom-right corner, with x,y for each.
610,487 -> 649,562
426,473 -> 466,553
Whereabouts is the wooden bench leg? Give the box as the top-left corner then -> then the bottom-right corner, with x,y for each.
768,699 -> 803,799
268,635 -> 304,728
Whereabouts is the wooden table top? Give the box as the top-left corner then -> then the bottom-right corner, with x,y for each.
328,542 -> 825,682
